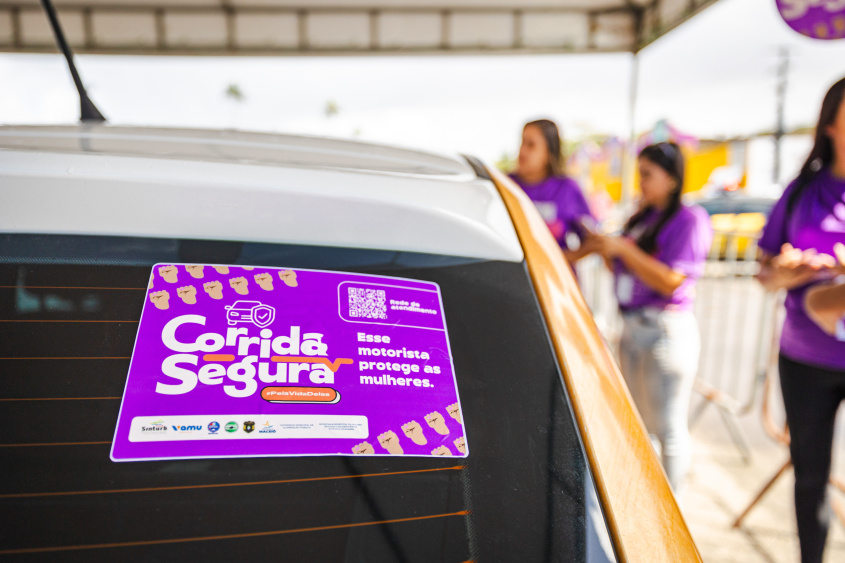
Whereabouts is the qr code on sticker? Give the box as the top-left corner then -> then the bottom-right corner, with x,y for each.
348,287 -> 387,319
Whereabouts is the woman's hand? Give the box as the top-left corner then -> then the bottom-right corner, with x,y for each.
583,234 -> 614,270
562,233 -> 601,265
804,283 -> 843,336
591,234 -> 638,272
591,234 -> 633,260
804,243 -> 845,336
834,242 -> 845,275
578,234 -> 602,256
592,234 -> 684,296
756,243 -> 836,292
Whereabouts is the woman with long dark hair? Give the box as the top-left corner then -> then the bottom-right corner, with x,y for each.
756,76 -> 845,563
593,142 -> 712,496
509,119 -> 596,264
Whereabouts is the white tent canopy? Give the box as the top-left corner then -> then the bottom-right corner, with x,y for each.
0,0 -> 716,56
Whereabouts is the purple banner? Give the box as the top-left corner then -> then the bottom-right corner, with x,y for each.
111,264 -> 467,461
776,1 -> 845,40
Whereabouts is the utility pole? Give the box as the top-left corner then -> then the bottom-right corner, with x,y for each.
773,46 -> 789,185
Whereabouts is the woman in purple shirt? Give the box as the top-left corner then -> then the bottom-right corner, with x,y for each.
756,76 -> 845,563
593,142 -> 712,497
509,119 -> 596,264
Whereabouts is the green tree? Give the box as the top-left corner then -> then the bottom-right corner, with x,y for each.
495,151 -> 516,172
225,83 -> 245,103
324,100 -> 339,118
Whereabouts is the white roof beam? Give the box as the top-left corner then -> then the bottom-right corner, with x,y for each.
0,1 -> 718,55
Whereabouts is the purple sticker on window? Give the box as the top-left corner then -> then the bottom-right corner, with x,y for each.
110,264 -> 467,461
776,0 -> 845,40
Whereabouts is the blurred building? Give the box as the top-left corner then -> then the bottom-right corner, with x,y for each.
567,121 -> 813,205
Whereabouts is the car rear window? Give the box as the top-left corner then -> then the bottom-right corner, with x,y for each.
0,234 -> 616,562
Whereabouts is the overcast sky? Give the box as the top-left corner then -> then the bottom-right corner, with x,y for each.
1,0 -> 844,163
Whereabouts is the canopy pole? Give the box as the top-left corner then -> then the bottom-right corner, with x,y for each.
621,51 -> 639,208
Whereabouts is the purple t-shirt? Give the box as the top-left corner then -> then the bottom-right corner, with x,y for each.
614,205 -> 712,312
508,173 -> 594,250
758,168 -> 845,371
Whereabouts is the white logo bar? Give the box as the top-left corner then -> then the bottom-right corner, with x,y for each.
129,415 -> 368,442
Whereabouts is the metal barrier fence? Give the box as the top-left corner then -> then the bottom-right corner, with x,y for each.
578,227 -> 845,531
576,230 -> 782,461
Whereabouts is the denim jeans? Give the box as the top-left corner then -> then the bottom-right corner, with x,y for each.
618,308 -> 699,496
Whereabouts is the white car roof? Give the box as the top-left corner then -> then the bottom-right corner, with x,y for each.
0,125 -> 523,262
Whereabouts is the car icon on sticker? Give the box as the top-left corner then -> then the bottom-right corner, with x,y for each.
224,301 -> 276,328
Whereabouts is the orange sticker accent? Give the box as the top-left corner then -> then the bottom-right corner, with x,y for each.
261,386 -> 339,403
202,354 -> 235,362
270,356 -> 353,372
0,510 -> 469,555
0,466 -> 464,499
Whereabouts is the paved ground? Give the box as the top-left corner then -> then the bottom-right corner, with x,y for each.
683,394 -> 845,563
683,275 -> 845,563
